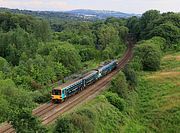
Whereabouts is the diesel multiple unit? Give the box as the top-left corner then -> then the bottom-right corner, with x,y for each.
51,60 -> 118,103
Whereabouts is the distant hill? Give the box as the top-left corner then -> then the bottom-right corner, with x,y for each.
0,7 -> 83,21
66,9 -> 140,19
0,7 -> 140,21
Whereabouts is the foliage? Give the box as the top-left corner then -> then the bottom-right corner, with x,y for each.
148,22 -> 180,45
133,37 -> 166,71
54,117 -> 75,133
110,72 -> 128,98
135,43 -> 161,71
78,46 -> 99,62
126,16 -> 140,39
11,109 -> 47,133
54,96 -> 124,133
105,92 -> 125,111
140,10 -> 161,38
50,43 -> 82,73
0,79 -> 35,123
96,24 -> 120,51
127,10 -> 180,48
0,57 -> 10,75
123,65 -> 138,87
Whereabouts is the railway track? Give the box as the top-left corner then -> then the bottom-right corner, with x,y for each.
0,43 -> 133,133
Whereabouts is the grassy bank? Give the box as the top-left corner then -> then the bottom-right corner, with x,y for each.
135,52 -> 180,133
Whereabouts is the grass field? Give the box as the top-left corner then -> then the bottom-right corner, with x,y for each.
134,52 -> 180,133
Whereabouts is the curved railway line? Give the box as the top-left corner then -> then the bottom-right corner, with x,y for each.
0,41 -> 134,133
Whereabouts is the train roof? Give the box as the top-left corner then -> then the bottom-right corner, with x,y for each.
53,70 -> 97,90
98,60 -> 117,71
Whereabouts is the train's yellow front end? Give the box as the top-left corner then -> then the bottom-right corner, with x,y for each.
51,89 -> 62,103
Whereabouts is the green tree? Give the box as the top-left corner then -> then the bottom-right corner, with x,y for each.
54,117 -> 75,133
11,109 -> 47,133
80,35 -> 94,46
0,57 -> 10,73
50,43 -> 81,72
34,19 -> 51,42
0,95 -> 10,123
53,62 -> 69,82
135,43 -> 161,71
123,65 -> 138,87
105,92 -> 125,111
0,78 -> 35,122
126,16 -> 140,39
140,10 -> 161,38
148,22 -> 180,46
97,24 -> 119,50
110,72 -> 128,98
79,47 -> 98,62
118,26 -> 129,42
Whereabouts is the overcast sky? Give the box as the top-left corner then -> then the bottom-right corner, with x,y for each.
0,0 -> 179,14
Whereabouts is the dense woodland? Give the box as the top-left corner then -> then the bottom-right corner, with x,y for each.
0,9 -> 179,132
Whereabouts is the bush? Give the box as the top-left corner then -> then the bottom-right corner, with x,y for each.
0,57 -> 10,74
135,43 -> 161,71
105,92 -> 125,111
129,56 -> 143,71
79,47 -> 98,62
123,65 -> 138,87
50,43 -> 82,73
54,117 -> 75,133
101,47 -> 114,60
30,90 -> 49,103
142,50 -> 161,71
55,109 -> 95,133
111,72 -> 128,98
11,109 -> 47,133
0,95 -> 10,123
71,113 -> 94,133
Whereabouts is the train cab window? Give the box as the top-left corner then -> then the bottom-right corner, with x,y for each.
52,89 -> 61,95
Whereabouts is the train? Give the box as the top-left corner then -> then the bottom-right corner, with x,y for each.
51,60 -> 118,103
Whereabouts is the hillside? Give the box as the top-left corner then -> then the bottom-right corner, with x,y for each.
66,9 -> 140,19
0,7 -> 83,21
0,7 -> 140,21
135,52 -> 180,132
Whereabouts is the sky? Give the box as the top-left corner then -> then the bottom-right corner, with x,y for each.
0,0 -> 179,14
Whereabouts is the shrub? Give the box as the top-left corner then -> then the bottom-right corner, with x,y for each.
79,47 -> 98,62
50,43 -> 82,73
0,57 -> 10,74
101,47 -> 114,60
135,43 -> 161,71
123,65 -> 138,87
76,109 -> 95,120
142,50 -> 161,71
55,109 -> 95,133
105,92 -> 125,111
11,109 -> 47,133
111,72 -> 128,98
129,56 -> 142,71
54,117 -> 75,133
71,113 -> 94,133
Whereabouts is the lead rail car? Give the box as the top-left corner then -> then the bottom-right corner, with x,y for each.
51,60 -> 118,103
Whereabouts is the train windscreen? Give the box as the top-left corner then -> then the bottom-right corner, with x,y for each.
52,89 -> 61,95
